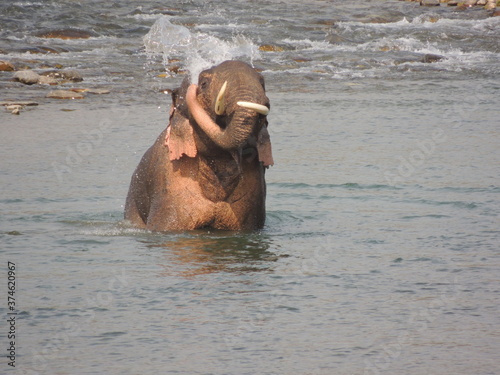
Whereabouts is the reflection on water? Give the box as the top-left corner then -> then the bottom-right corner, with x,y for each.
147,232 -> 279,277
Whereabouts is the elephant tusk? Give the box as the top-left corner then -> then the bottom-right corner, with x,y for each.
237,101 -> 270,116
215,81 -> 227,116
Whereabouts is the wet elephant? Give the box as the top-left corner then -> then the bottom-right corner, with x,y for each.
124,60 -> 273,231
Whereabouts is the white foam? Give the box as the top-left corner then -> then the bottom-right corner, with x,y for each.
336,15 -> 500,36
127,13 -> 163,21
336,17 -> 411,31
282,38 -> 332,51
13,2 -> 45,6
143,16 -> 261,82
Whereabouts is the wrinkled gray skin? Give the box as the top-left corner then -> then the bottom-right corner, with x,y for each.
124,61 -> 273,231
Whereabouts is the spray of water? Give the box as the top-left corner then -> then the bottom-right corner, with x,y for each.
143,16 -> 261,82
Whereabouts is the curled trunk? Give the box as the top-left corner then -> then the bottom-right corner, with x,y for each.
186,83 -> 260,150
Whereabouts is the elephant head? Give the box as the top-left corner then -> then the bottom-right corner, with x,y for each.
165,60 -> 273,166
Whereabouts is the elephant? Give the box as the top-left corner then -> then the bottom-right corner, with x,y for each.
124,60 -> 273,231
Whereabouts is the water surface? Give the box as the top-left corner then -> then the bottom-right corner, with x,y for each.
1,1 -> 499,374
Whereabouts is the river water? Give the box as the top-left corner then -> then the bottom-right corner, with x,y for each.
1,1 -> 499,374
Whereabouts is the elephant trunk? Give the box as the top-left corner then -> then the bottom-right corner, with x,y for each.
219,106 -> 258,149
186,84 -> 267,150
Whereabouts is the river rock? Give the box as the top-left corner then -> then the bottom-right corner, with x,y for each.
0,101 -> 39,107
13,70 -> 40,85
394,52 -> 445,65
2,101 -> 38,115
485,0 -> 497,9
61,70 -> 83,82
6,105 -> 22,115
46,90 -> 85,99
16,46 -> 69,54
37,75 -> 58,85
414,0 -> 497,6
68,88 -> 110,94
420,0 -> 440,5
259,45 -> 285,52
0,60 -> 15,71
422,53 -> 445,63
87,88 -> 111,94
315,19 -> 336,26
42,69 -> 83,82
35,28 -> 98,39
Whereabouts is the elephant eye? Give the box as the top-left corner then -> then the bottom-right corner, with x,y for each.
198,74 -> 210,90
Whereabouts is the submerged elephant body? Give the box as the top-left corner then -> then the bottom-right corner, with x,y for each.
125,61 -> 273,231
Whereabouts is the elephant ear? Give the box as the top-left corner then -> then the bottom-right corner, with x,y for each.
164,86 -> 197,161
257,124 -> 274,167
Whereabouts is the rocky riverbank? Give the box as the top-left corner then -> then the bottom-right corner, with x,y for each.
405,0 -> 499,10
0,27 -> 112,115
1,59 -> 110,114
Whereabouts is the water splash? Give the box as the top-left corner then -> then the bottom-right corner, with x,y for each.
143,16 -> 261,82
